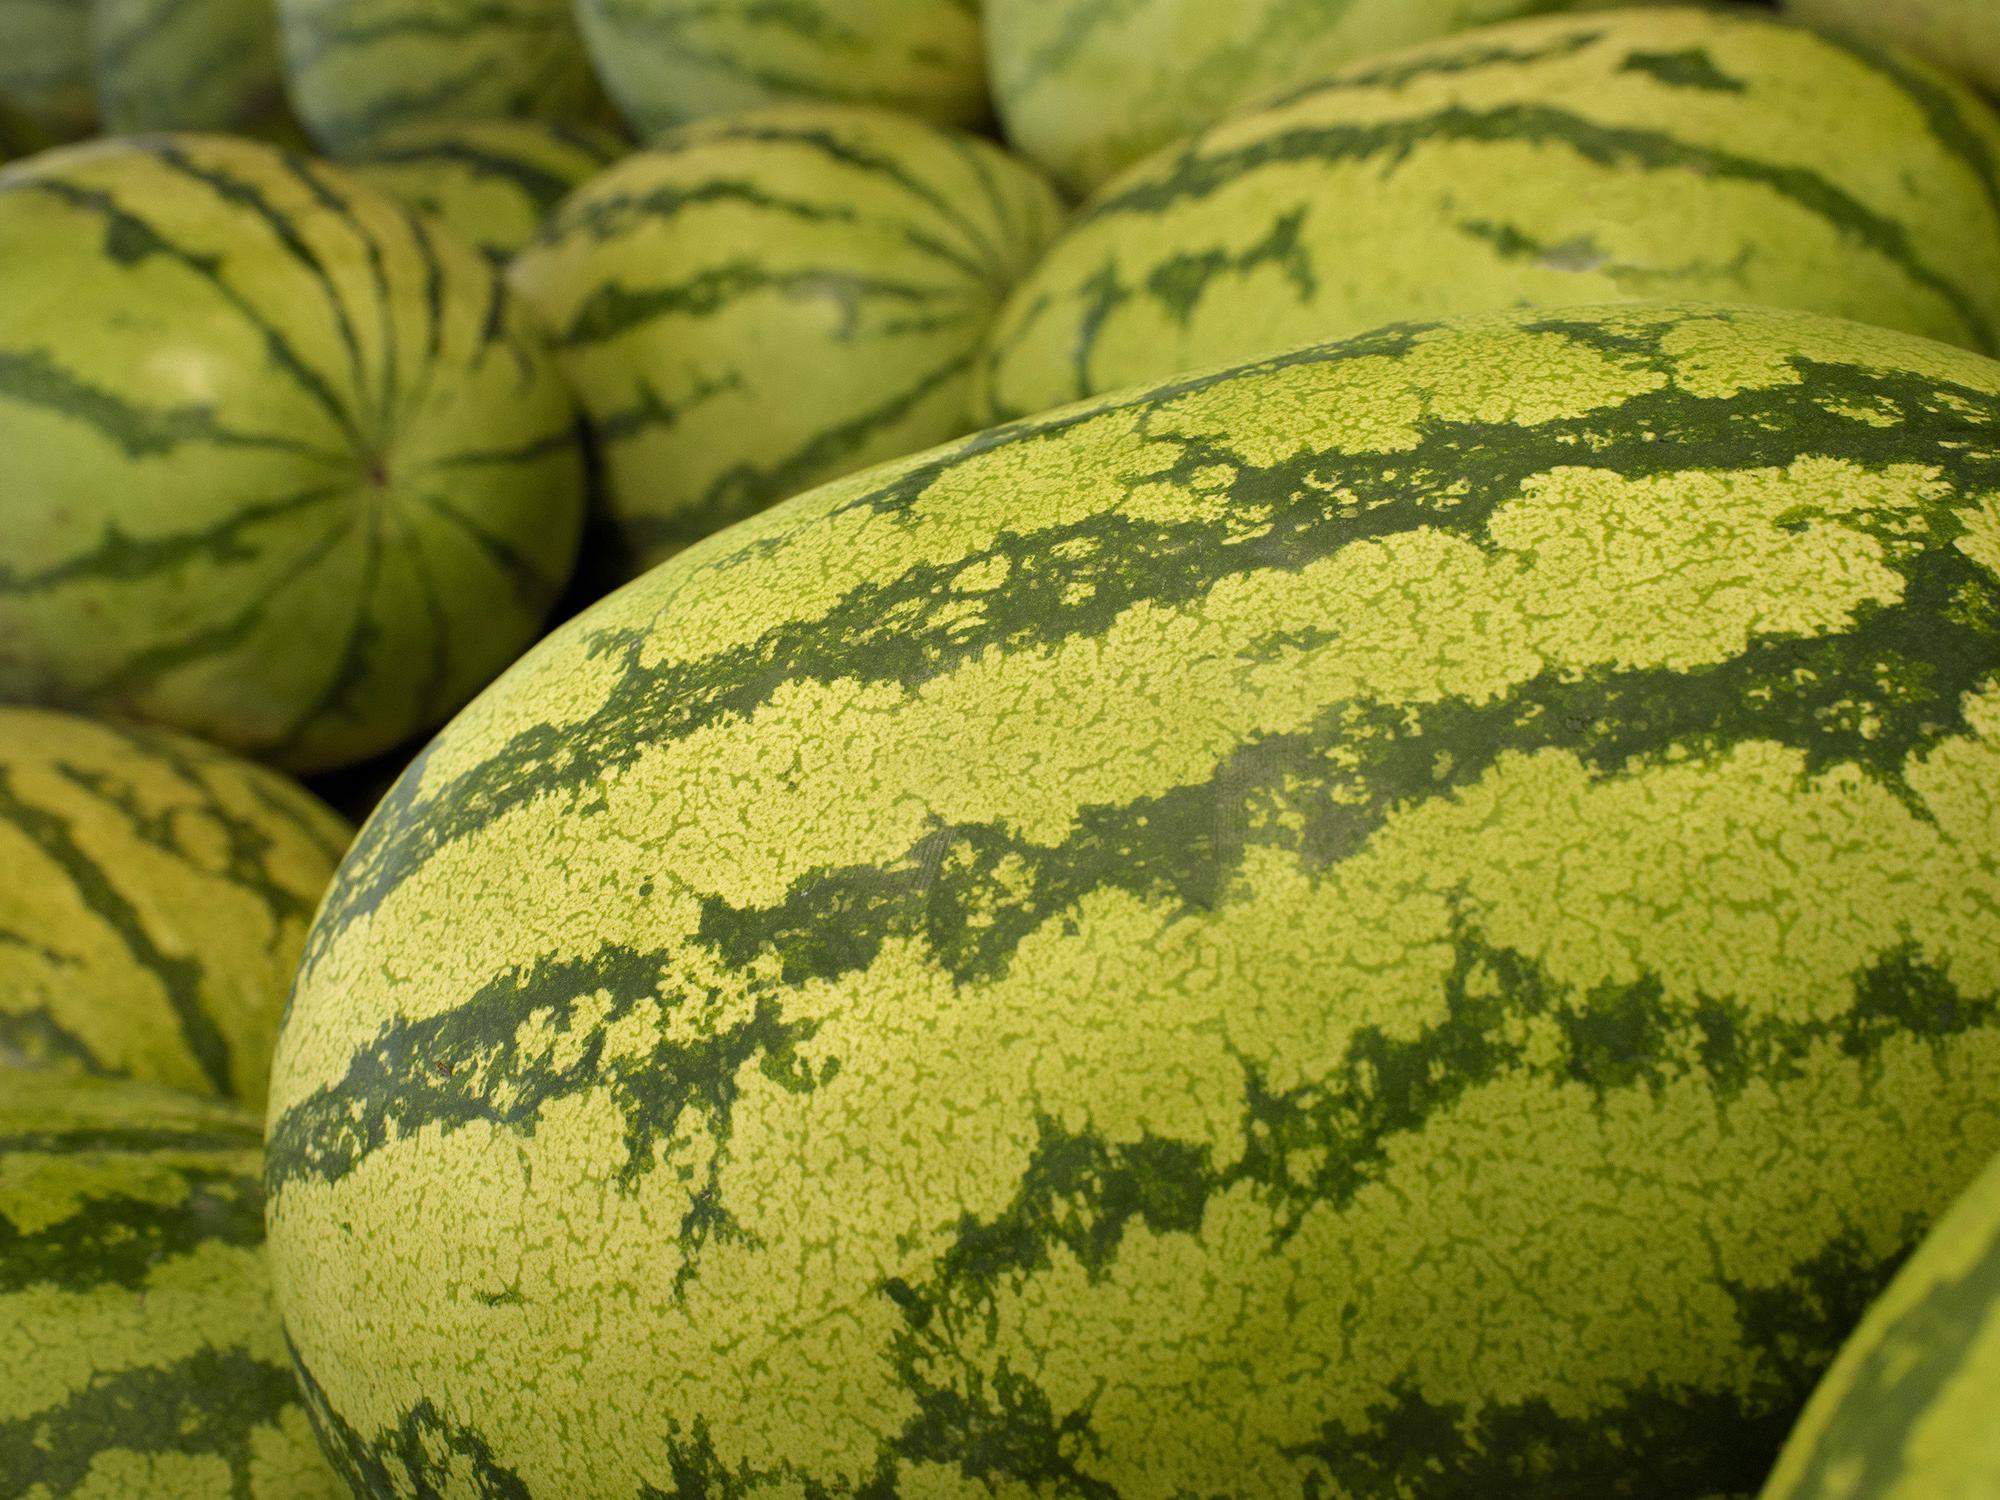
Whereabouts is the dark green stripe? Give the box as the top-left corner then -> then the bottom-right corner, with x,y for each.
0,1121 -> 257,1155
406,485 -> 564,614
0,1162 -> 264,1294
360,139 -> 577,210
262,503 -> 387,766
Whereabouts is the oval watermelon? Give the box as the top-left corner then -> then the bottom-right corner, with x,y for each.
91,0 -> 298,139
575,0 -> 988,141
276,0 -> 606,156
0,0 -> 94,143
510,102 -> 1064,570
0,1069 -> 343,1499
0,133 -> 587,775
266,301 -> 2000,1500
0,705 -> 350,1110
1760,1147 -> 2000,1499
349,117 -> 627,265
976,5 -> 2000,425
1787,0 -> 2000,99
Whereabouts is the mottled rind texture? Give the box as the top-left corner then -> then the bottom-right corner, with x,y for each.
350,118 -> 627,265
1788,0 -> 2000,100
0,1070 -> 344,1500
0,0 -> 94,142
0,706 -> 351,1111
92,0 -> 298,138
510,103 -> 1065,569
987,0 -> 1603,196
267,301 -> 2000,1500
276,0 -> 606,156
977,6 -> 2000,424
0,134 -> 587,775
576,0 -> 987,141
1760,1149 -> 2000,1500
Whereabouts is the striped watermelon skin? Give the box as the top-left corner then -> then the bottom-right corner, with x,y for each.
91,0 -> 298,138
575,0 -> 987,142
0,0 -> 95,142
1787,0 -> 2000,98
266,301 -> 2000,1500
510,103 -> 1064,569
0,706 -> 350,1111
987,0 -> 1601,196
275,0 -> 606,157
1760,1149 -> 2000,1500
976,6 -> 2000,426
349,118 -> 627,265
0,134 -> 587,776
0,1070 -> 344,1500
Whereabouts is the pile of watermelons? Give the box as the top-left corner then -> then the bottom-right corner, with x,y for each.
2,1 -> 1997,1497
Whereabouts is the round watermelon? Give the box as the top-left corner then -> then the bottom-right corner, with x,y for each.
266,301 -> 2000,1500
976,5 -> 2000,425
1787,0 -> 2000,99
91,0 -> 298,138
575,0 -> 988,141
0,705 -> 350,1110
276,0 -> 607,156
0,133 -> 587,775
0,1069 -> 344,1499
0,0 -> 94,143
349,117 -> 627,265
510,102 -> 1064,570
1761,1147 -> 2000,1499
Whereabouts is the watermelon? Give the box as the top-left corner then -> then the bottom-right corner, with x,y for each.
0,1069 -> 344,1499
0,97 -> 51,163
91,0 -> 298,138
0,133 -> 587,776
0,705 -> 350,1110
1760,1148 -> 2000,1500
1787,0 -> 2000,99
349,117 -> 627,265
264,300 -> 2000,1500
986,0 -> 1602,196
510,103 -> 1064,569
575,0 -> 988,142
276,0 -> 606,156
976,6 -> 2000,426
0,0 -> 95,142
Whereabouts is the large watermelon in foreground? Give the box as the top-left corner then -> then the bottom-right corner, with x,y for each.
266,301 -> 2000,1499
0,1070 -> 343,1499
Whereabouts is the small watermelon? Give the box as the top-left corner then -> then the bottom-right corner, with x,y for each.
266,301 -> 2000,1500
349,117 -> 627,264
91,0 -> 298,139
0,1069 -> 343,1499
0,0 -> 94,142
0,134 -> 587,775
511,102 -> 1063,569
575,0 -> 988,141
1760,1148 -> 2000,1499
0,705 -> 350,1110
276,0 -> 606,156
1787,0 -> 2000,99
977,5 -> 2000,424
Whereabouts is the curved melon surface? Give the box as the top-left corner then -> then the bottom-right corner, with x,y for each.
988,0 -> 1596,196
576,0 -> 987,140
0,1070 -> 344,1499
511,103 -> 1064,569
977,6 -> 2000,423
267,302 -> 2000,1500
0,706 -> 350,1110
1788,0 -> 2000,100
0,134 -> 587,775
277,0 -> 605,155
92,0 -> 296,137
349,117 -> 626,264
0,0 -> 94,142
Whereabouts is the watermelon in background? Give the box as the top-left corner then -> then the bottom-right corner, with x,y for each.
267,301 -> 2000,1500
276,0 -> 606,156
0,97 -> 51,163
0,1070 -> 344,1500
986,0 -> 1610,197
511,103 -> 1063,571
349,117 -> 627,264
576,0 -> 988,141
0,134 -> 587,776
1761,1149 -> 2000,1500
1788,0 -> 2000,99
976,5 -> 2000,424
0,0 -> 95,143
91,0 -> 298,139
0,705 -> 349,1111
